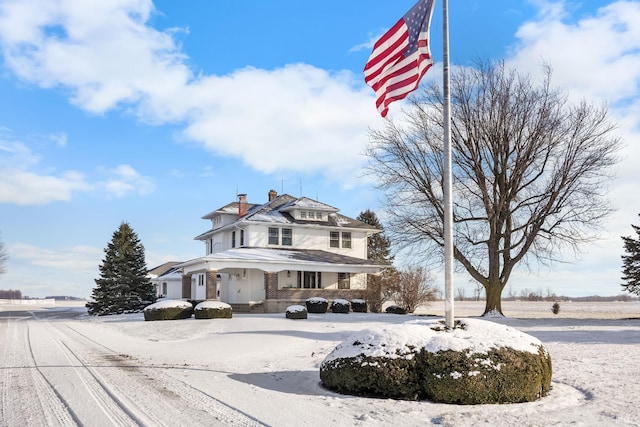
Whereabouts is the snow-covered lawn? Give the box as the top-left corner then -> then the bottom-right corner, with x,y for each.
1,301 -> 639,426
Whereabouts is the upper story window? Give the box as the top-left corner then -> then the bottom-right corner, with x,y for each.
330,231 -> 340,248
231,231 -> 236,248
282,228 -> 292,246
268,227 -> 279,245
240,229 -> 245,246
269,227 -> 292,246
298,211 -> 324,221
330,231 -> 351,248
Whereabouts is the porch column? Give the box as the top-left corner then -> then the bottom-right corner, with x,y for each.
264,272 -> 278,300
182,274 -> 192,299
205,270 -> 217,300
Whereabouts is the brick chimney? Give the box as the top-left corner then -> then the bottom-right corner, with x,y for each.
268,189 -> 277,201
238,194 -> 247,217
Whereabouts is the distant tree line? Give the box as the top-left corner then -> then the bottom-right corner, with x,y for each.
0,289 -> 22,299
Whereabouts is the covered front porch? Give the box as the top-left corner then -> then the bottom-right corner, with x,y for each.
177,247 -> 387,313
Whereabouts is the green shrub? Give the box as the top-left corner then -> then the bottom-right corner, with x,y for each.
351,299 -> 368,313
417,346 -> 552,404
306,297 -> 328,313
194,301 -> 232,319
320,319 -> 552,404
330,299 -> 350,314
143,302 -> 193,321
286,305 -> 308,319
385,305 -> 406,315
320,355 -> 420,400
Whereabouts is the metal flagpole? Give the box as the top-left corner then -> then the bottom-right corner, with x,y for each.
442,0 -> 455,329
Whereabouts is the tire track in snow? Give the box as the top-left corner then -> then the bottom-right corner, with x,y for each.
50,319 -> 269,426
0,313 -> 75,427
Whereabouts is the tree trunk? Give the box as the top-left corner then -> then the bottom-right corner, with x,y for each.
482,281 -> 504,316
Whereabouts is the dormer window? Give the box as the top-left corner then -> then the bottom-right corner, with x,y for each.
298,210 -> 324,221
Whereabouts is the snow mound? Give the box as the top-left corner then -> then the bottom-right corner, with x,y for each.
194,301 -> 231,310
324,318 -> 543,364
286,305 -> 306,313
144,300 -> 192,311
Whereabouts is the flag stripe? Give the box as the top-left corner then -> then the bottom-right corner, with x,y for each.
364,0 -> 436,117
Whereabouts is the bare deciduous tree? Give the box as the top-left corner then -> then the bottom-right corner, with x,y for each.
366,60 -> 620,316
393,267 -> 437,313
0,232 -> 8,276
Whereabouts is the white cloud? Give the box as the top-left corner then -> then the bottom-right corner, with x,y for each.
177,65 -> 377,184
0,137 -> 154,204
502,0 -> 640,295
0,139 -> 91,205
10,242 -> 101,270
99,164 -> 155,198
0,0 -> 381,187
508,1 -> 640,103
2,242 -> 102,297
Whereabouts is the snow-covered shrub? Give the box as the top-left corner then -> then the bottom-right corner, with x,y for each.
305,297 -> 328,313
330,299 -> 350,314
385,305 -> 406,315
320,319 -> 552,404
286,305 -> 307,319
351,299 -> 367,313
194,301 -> 232,319
143,300 -> 193,321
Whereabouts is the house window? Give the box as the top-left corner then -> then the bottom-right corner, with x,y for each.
162,282 -> 168,295
330,231 -> 351,248
269,227 -> 292,246
282,228 -> 292,246
269,227 -> 279,245
338,273 -> 350,289
330,231 -> 340,248
342,232 -> 351,248
240,229 -> 245,246
297,271 -> 322,289
316,212 -> 323,220
300,211 -> 307,219
231,231 -> 236,248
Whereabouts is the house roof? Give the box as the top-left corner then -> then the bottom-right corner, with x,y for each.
147,261 -> 182,278
195,193 -> 379,240
179,247 -> 389,274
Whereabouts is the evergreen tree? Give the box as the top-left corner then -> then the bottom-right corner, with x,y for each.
621,215 -> 640,296
87,222 -> 156,315
357,210 -> 396,312
357,210 -> 393,263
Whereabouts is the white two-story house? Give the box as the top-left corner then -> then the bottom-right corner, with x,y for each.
175,190 -> 388,312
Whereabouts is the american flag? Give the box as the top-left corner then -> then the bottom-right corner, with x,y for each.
364,0 -> 436,118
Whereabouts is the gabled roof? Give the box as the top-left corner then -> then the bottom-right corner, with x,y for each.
147,261 -> 182,277
179,247 -> 389,274
195,193 -> 379,241
201,201 -> 259,219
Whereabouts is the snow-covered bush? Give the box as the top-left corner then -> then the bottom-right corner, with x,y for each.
351,299 -> 368,313
194,301 -> 232,319
143,300 -> 193,321
385,305 -> 406,315
320,319 -> 552,404
286,305 -> 307,319
305,297 -> 328,313
330,299 -> 350,314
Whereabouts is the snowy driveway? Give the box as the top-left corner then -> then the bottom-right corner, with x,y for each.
0,308 -> 265,427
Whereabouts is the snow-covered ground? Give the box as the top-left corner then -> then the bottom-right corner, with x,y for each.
1,301 -> 639,426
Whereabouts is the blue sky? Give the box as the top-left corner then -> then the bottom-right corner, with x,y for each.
1,0 -> 639,299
